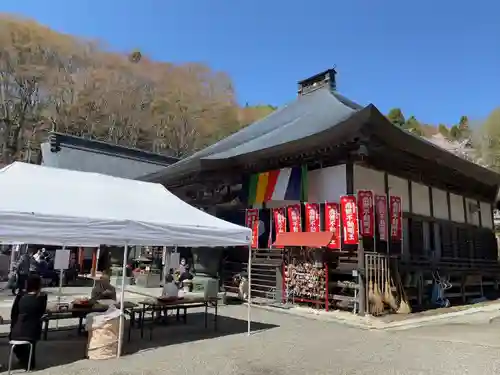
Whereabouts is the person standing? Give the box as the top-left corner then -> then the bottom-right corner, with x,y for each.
13,250 -> 33,295
10,275 -> 47,370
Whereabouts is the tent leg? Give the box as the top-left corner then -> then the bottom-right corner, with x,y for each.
55,245 -> 66,330
247,244 -> 252,336
95,246 -> 101,274
117,243 -> 128,358
162,246 -> 168,282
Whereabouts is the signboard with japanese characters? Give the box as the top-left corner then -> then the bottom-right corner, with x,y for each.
287,204 -> 302,233
325,202 -> 340,249
375,195 -> 388,241
273,207 -> 287,248
389,196 -> 403,241
357,190 -> 375,237
245,209 -> 260,248
341,195 -> 359,245
304,203 -> 320,232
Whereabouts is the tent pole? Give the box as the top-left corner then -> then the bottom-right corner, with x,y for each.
162,246 -> 168,281
117,243 -> 128,358
95,246 -> 101,274
247,244 -> 252,336
56,245 -> 66,330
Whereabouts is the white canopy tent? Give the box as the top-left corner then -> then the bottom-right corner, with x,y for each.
0,162 -> 251,247
0,162 -> 254,355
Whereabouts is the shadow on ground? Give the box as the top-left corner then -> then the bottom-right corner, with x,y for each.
0,312 -> 278,371
124,312 -> 279,355
0,328 -> 87,372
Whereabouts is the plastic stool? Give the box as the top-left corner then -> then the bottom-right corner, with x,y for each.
8,340 -> 33,374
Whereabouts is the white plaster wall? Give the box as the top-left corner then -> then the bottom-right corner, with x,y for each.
449,193 -> 465,223
480,201 -> 494,229
411,182 -> 431,217
353,165 -> 385,195
307,165 -> 347,203
432,188 -> 449,220
387,174 -> 410,212
465,198 -> 480,226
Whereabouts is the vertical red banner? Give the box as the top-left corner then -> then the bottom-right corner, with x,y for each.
273,207 -> 287,248
341,195 -> 359,245
324,202 -> 340,249
375,195 -> 388,241
287,204 -> 302,233
304,203 -> 320,232
245,209 -> 260,248
357,190 -> 375,237
390,196 -> 403,241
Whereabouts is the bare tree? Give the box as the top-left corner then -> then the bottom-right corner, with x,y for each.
0,15 -> 245,164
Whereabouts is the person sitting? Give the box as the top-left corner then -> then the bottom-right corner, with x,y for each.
178,265 -> 193,284
162,273 -> 179,298
90,273 -> 116,301
10,274 -> 48,370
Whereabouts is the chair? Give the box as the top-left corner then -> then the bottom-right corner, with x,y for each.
8,340 -> 33,374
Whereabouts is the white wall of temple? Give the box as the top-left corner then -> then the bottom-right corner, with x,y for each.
353,165 -> 385,195
307,164 -> 347,203
352,164 -> 495,229
387,174 -> 410,212
432,188 -> 448,220
481,202 -> 494,229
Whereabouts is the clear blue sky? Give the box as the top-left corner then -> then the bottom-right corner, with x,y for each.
4,0 -> 499,125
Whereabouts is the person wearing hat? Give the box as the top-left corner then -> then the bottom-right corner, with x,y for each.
90,273 -> 116,301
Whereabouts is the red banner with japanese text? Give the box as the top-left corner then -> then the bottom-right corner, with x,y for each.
273,207 -> 287,248
324,202 -> 340,249
357,190 -> 375,237
245,209 -> 259,248
304,203 -> 320,232
390,196 -> 403,241
375,195 -> 388,241
341,195 -> 359,245
287,204 -> 302,233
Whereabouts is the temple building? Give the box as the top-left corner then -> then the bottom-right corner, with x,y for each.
143,68 -> 500,314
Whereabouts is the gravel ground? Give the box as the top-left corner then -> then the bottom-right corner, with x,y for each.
0,305 -> 499,375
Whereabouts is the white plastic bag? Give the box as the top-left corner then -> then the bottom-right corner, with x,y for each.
86,304 -> 122,331
86,305 -> 124,360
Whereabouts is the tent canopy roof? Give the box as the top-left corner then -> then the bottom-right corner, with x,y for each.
0,162 -> 251,247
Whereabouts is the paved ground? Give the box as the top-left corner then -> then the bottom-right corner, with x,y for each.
0,304 -> 498,375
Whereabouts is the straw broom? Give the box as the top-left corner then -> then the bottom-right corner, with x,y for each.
394,266 -> 411,314
370,257 -> 384,315
383,258 -> 398,310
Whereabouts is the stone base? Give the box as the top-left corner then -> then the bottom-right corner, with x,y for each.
134,273 -> 162,288
192,276 -> 219,299
111,276 -> 134,287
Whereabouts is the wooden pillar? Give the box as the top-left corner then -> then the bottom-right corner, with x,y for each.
78,247 -> 84,272
91,248 -> 97,276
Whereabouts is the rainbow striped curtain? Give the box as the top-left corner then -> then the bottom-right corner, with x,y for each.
248,165 -> 308,207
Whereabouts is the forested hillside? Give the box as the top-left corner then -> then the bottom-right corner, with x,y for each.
0,15 -> 273,164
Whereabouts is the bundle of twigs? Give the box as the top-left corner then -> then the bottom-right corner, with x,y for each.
382,258 -> 398,311
368,256 -> 384,315
393,265 -> 411,314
